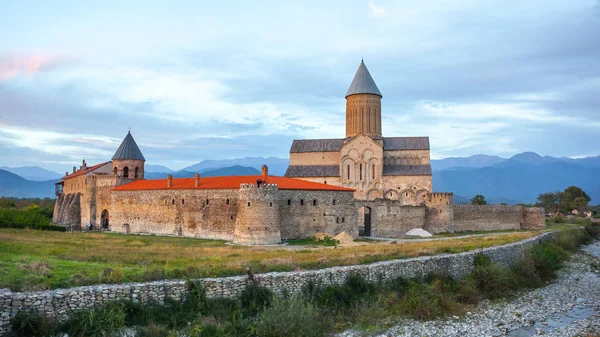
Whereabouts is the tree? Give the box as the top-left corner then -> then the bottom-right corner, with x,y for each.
471,194 -> 487,205
572,197 -> 589,214
0,197 -> 16,209
564,186 -> 591,203
537,192 -> 559,213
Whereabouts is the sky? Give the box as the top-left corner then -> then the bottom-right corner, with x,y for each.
0,0 -> 599,172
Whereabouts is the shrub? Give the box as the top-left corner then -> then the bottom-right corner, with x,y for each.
511,249 -> 544,289
552,229 -> 592,252
0,209 -> 64,231
396,278 -> 458,320
470,253 -> 516,299
62,301 -> 127,337
240,284 -> 272,316
309,274 -> 375,309
254,296 -> 327,337
11,310 -> 59,337
530,242 -> 568,280
584,224 -> 600,239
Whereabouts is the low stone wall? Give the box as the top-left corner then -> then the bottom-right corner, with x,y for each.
0,232 -> 557,336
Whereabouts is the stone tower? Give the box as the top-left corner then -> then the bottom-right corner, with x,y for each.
234,179 -> 281,245
345,60 -> 382,139
111,131 -> 146,180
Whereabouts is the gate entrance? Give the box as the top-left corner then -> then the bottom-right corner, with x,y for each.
359,206 -> 372,237
101,209 -> 109,230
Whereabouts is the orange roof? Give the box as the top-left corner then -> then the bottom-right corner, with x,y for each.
112,175 -> 354,192
63,161 -> 111,181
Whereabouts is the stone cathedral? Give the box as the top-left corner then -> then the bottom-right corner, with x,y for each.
285,60 -> 433,204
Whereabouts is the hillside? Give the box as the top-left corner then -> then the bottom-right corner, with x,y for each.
0,169 -> 57,198
181,157 -> 289,176
0,166 -> 62,181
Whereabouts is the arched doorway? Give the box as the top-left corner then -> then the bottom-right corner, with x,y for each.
359,206 -> 372,236
101,209 -> 109,230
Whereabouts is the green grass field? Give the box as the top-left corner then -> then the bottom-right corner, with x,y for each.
0,228 -> 540,291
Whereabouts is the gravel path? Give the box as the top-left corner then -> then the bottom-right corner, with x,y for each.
340,241 -> 600,337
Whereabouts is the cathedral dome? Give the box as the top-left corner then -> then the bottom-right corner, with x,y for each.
345,60 -> 382,98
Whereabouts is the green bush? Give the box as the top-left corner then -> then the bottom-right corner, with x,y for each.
62,301 -> 127,337
11,310 -> 59,337
254,296 -> 327,337
511,249 -> 544,289
470,253 -> 516,299
530,242 -> 568,280
0,209 -> 64,231
396,278 -> 458,320
552,229 -> 592,252
584,224 -> 600,239
309,274 -> 375,309
240,284 -> 272,316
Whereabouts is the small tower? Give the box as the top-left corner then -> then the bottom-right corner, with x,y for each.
345,60 -> 382,139
112,131 -> 146,180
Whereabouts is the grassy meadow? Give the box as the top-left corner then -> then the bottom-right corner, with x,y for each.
0,229 -> 541,291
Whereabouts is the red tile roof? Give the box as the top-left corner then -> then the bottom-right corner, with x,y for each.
63,161 -> 112,181
112,175 -> 354,192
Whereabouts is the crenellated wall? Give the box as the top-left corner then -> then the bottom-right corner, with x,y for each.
424,192 -> 454,233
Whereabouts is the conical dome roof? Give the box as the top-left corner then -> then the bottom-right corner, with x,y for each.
345,60 -> 382,98
112,131 -> 145,161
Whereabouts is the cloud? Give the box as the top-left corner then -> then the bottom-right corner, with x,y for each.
368,1 -> 389,18
0,53 -> 69,81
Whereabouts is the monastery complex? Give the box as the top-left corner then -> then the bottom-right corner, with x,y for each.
53,61 -> 544,244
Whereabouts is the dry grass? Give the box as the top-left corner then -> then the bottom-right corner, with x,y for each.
0,228 -> 539,291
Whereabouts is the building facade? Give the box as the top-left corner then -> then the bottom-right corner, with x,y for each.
285,61 -> 433,203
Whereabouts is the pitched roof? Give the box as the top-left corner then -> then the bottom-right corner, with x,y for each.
289,139 -> 344,153
383,137 -> 430,150
112,131 -> 145,161
284,165 -> 340,177
112,175 -> 354,192
383,165 -> 432,176
346,60 -> 382,98
63,161 -> 112,181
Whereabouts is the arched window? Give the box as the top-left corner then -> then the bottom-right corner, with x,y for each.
333,199 -> 336,205
171,199 -> 175,205
287,199 -> 291,205
113,167 -> 117,175
206,199 -> 209,205
123,167 -> 129,178
182,199 -> 185,205
269,202 -> 273,207
135,167 -> 139,179
313,199 -> 317,206
300,199 -> 304,206
359,163 -> 363,180
372,164 -> 375,179
347,165 -> 350,180
226,199 -> 230,205
367,108 -> 371,131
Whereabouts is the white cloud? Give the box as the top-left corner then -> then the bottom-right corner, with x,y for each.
368,1 -> 389,18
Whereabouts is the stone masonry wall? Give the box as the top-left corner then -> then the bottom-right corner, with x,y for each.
278,189 -> 357,239
357,199 -> 426,237
453,205 -> 524,231
0,232 -> 558,336
110,189 -> 239,240
523,207 -> 546,229
424,192 -> 454,234
233,184 -> 281,245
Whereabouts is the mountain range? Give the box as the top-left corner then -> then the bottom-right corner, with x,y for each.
1,153 -> 599,204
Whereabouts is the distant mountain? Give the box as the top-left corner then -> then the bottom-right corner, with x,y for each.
431,155 -> 506,171
0,169 -> 57,198
452,195 -> 523,205
144,166 -> 261,180
181,157 -> 288,176
144,164 -> 174,173
0,166 -> 62,181
434,160 -> 600,204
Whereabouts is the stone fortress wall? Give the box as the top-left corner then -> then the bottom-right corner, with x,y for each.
109,182 -> 357,242
0,231 -> 558,336
452,205 -> 545,232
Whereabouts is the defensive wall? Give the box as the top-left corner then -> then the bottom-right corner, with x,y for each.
0,231 -> 559,336
452,205 -> 545,231
109,184 -> 356,242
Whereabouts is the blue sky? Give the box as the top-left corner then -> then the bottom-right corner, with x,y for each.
0,0 -> 599,171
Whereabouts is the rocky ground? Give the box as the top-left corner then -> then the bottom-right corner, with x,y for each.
340,241 -> 600,337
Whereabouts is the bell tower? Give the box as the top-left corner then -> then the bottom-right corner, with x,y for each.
112,131 -> 146,180
345,60 -> 382,139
